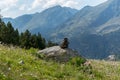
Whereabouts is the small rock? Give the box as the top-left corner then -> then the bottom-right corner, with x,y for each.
106,55 -> 116,61
18,60 -> 24,65
8,67 -> 11,71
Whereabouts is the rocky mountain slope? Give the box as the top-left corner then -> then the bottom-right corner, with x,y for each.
50,0 -> 120,59
25,5 -> 78,37
53,0 -> 120,36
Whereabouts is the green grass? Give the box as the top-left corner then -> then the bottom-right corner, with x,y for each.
0,44 -> 120,80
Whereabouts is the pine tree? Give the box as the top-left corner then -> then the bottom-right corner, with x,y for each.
6,22 -> 15,44
37,32 -> 46,49
0,24 -> 8,43
0,18 -> 2,41
30,34 -> 38,48
0,18 -> 2,28
20,30 -> 31,49
13,29 -> 19,45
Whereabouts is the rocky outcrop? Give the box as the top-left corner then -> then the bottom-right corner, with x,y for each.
106,55 -> 116,61
37,46 -> 82,62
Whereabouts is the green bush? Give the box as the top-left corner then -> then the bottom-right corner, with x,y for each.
36,53 -> 45,59
69,57 -> 86,66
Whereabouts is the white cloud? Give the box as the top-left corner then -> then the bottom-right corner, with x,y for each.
31,0 -> 82,10
63,0 -> 81,9
31,0 -> 47,10
0,0 -> 18,11
19,4 -> 26,11
43,0 -> 59,9
1,0 -> 108,18
31,0 -> 108,10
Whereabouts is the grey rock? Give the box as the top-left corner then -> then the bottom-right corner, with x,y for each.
37,46 -> 81,62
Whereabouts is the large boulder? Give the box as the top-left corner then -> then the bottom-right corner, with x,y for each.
37,46 -> 83,62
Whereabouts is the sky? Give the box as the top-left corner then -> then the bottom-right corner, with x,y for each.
0,0 -> 107,18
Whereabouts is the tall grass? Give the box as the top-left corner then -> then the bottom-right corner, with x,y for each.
0,44 -> 120,80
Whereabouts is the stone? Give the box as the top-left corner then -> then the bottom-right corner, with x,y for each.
107,55 -> 116,61
37,46 -> 82,62
18,60 -> 24,65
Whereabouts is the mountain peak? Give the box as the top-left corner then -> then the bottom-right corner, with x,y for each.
48,5 -> 62,10
46,5 -> 77,11
53,5 -> 62,8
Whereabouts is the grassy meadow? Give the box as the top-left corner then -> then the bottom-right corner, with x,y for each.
0,44 -> 120,80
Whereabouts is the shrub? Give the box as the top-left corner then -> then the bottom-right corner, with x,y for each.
69,57 -> 86,66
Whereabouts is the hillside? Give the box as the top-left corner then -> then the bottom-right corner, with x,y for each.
50,0 -> 120,59
53,0 -> 120,36
0,44 -> 120,80
12,14 -> 33,31
25,6 -> 77,37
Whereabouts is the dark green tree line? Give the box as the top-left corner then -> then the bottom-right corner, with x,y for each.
0,19 -> 45,49
0,18 -> 56,49
0,20 -> 19,45
19,30 -> 46,49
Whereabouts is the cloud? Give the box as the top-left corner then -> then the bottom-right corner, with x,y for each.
1,0 -> 108,18
19,4 -> 26,11
31,0 -> 108,10
31,0 -> 46,10
30,0 -> 81,10
63,0 -> 81,9
0,0 -> 18,11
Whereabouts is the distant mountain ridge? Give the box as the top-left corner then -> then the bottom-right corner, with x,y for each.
3,5 -> 78,34
3,14 -> 34,32
24,5 -> 78,37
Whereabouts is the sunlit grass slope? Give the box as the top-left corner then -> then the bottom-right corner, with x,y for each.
0,44 -> 120,80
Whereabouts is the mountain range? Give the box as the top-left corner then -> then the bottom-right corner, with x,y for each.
3,0 -> 120,59
3,5 -> 78,34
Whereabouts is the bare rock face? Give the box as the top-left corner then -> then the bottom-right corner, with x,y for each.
37,46 -> 81,62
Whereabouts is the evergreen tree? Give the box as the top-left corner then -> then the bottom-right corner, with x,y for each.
0,18 -> 2,28
30,34 -> 38,48
6,22 -> 15,44
20,30 -> 31,49
37,33 -> 46,49
13,29 -> 19,45
0,23 -> 8,43
0,18 -> 3,41
0,19 -> 6,42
